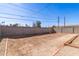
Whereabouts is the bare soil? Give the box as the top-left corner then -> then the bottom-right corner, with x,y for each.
5,33 -> 66,56
55,46 -> 79,56
0,33 -> 78,56
69,36 -> 79,47
0,39 -> 6,56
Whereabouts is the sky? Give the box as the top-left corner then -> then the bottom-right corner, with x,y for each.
0,3 -> 79,27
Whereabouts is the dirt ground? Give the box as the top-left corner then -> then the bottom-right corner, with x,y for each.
55,46 -> 79,56
6,33 -> 66,56
0,33 -> 78,56
69,36 -> 79,47
0,39 -> 6,56
55,35 -> 79,56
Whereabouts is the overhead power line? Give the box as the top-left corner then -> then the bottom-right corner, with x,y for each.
0,12 -> 55,21
64,16 -> 66,27
58,16 -> 60,27
0,16 -> 57,22
10,4 -> 55,21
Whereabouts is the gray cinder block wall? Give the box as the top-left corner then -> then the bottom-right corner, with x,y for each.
0,25 -> 79,38
0,26 -> 55,38
54,26 -> 79,33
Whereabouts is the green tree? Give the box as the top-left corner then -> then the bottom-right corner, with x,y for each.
12,23 -> 19,27
25,24 -> 29,27
36,21 -> 41,28
32,21 -> 41,28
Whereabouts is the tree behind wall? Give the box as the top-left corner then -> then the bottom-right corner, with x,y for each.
25,24 -> 30,27
32,21 -> 41,28
10,23 -> 19,27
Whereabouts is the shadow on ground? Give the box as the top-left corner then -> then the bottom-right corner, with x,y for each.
0,37 -> 3,42
2,32 -> 56,39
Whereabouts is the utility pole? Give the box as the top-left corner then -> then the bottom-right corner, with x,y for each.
64,16 -> 66,27
58,16 -> 60,27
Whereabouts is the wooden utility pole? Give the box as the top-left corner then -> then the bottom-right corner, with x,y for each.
64,16 -> 66,27
58,16 -> 60,27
